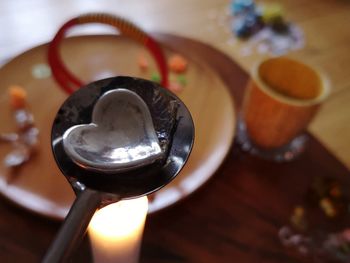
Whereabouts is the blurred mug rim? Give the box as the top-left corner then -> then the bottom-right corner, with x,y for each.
251,56 -> 331,107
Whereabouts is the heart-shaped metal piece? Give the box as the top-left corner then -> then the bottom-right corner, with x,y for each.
63,89 -> 164,173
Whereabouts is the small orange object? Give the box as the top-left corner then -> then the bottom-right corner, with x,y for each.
8,85 -> 27,109
319,197 -> 337,218
168,54 -> 188,73
138,53 -> 149,71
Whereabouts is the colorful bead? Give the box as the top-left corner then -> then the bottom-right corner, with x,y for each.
151,72 -> 161,83
14,110 -> 34,130
169,82 -> 184,93
290,205 -> 307,230
4,144 -> 30,168
168,54 -> 188,73
231,0 -> 255,16
8,85 -> 27,109
233,13 -> 263,38
138,53 -> 149,71
261,4 -> 283,23
270,17 -> 290,34
320,197 -> 337,218
0,133 -> 18,143
2,86 -> 39,171
31,63 -> 51,79
177,75 -> 187,86
330,184 -> 342,198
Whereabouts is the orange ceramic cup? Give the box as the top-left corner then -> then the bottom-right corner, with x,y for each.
242,57 -> 330,150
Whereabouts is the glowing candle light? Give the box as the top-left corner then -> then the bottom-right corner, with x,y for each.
88,197 -> 148,263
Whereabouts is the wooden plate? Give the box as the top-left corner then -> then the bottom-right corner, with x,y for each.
0,35 -> 235,220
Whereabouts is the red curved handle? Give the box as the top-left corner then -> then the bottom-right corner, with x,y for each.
48,13 -> 169,94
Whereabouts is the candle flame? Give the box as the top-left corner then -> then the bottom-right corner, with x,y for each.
89,196 -> 148,240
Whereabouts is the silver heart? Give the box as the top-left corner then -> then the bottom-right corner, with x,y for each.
63,89 -> 164,173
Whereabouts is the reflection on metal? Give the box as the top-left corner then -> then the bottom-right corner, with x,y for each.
63,89 -> 164,173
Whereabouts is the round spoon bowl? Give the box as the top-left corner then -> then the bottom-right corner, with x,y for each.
52,76 -> 194,199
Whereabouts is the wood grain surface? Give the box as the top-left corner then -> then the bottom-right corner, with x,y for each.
0,34 -> 348,263
0,0 -> 349,167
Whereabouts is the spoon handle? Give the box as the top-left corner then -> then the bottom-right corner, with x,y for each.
42,188 -> 102,263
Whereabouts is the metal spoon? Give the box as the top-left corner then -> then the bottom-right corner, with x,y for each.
43,76 -> 194,263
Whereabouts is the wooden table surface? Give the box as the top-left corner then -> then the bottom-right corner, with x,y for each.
0,0 -> 350,168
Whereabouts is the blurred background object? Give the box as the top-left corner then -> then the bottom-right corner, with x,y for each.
2,0 -> 349,168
